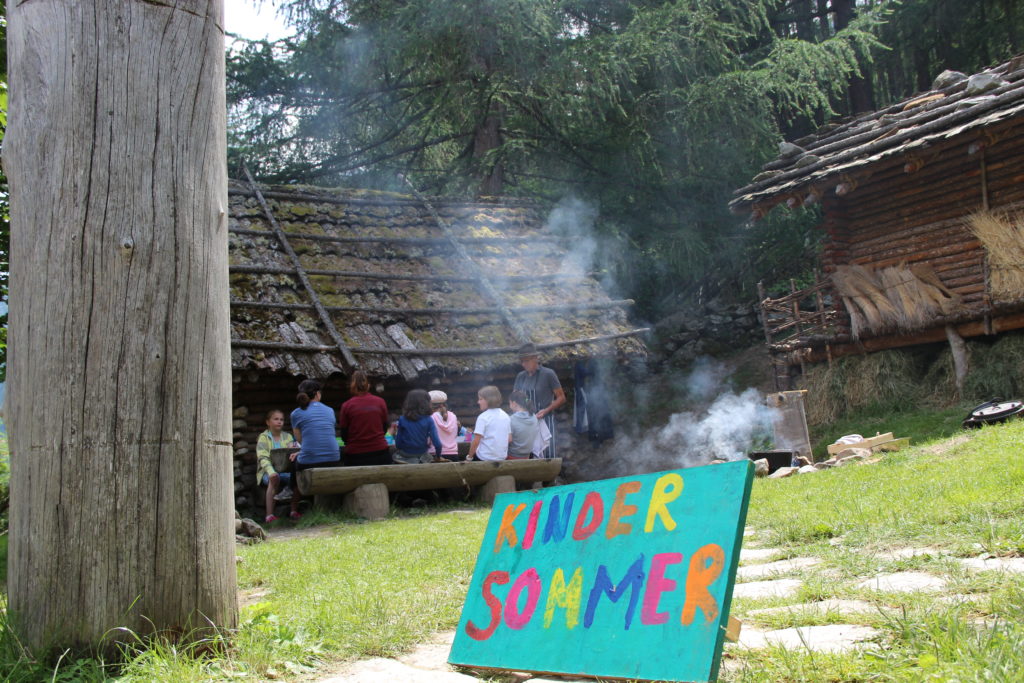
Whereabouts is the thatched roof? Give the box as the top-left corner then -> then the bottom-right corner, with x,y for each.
731,55 -> 1024,215
228,181 -> 646,379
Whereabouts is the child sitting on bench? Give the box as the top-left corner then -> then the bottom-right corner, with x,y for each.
256,408 -> 296,523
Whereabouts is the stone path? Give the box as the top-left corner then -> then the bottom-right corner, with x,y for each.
869,546 -> 948,560
736,556 -> 820,580
855,571 -> 948,593
747,598 -> 886,618
959,556 -> 1024,573
732,578 -> 803,599
307,530 -> 1024,681
736,624 -> 881,653
739,547 -> 781,562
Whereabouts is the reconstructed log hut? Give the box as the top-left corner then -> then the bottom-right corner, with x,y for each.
228,180 -> 647,509
731,55 -> 1024,382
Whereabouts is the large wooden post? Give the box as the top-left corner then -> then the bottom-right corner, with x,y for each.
5,0 -> 236,653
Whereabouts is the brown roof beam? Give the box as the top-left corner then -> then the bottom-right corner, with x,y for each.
231,328 -> 650,356
244,167 -> 359,371
228,264 -> 590,283
228,186 -> 539,209
229,227 -> 555,245
229,298 -> 634,315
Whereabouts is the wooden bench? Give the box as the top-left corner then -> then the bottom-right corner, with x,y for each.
296,458 -> 562,520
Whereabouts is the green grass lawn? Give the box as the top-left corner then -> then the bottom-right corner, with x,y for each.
2,416 -> 1024,680
809,402 -> 970,459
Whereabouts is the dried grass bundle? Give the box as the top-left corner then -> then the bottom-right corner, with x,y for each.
910,263 -> 961,315
839,295 -> 866,339
877,266 -> 925,329
831,265 -> 899,337
969,210 -> 1024,303
833,262 -> 961,337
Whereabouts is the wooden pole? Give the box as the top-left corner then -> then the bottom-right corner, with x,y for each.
6,0 -> 236,654
945,324 -> 970,398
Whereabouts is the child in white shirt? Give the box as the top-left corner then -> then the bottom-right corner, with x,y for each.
468,385 -> 511,462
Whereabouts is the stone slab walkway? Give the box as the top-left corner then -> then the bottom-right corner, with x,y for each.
736,556 -> 820,580
732,577 -> 803,599
747,598 -> 886,618
856,572 -> 948,593
959,556 -> 1024,573
739,547 -> 781,563
735,624 -> 881,653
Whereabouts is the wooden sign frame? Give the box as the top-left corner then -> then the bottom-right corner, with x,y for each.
449,460 -> 754,682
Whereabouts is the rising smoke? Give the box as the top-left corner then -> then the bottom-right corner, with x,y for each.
544,195 -> 620,297
541,197 -> 776,482
573,357 -> 779,481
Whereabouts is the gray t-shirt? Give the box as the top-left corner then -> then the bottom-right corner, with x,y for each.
513,365 -> 562,412
509,411 -> 539,457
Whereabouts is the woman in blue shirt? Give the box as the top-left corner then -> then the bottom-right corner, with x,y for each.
288,379 -> 341,518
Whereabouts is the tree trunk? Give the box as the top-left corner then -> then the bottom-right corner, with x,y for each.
794,0 -> 816,41
473,109 -> 505,197
5,0 -> 236,655
832,0 -> 875,114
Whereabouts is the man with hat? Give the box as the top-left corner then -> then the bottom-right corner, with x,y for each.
513,342 -> 565,458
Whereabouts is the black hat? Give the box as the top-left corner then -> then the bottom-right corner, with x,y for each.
518,342 -> 540,359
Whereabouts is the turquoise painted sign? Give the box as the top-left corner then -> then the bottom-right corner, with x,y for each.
449,460 -> 753,682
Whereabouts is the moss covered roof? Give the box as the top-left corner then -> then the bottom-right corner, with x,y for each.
228,182 -> 646,379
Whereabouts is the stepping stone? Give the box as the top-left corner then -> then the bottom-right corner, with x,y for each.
747,598 -> 885,618
856,572 -> 947,593
321,658 -> 477,682
732,578 -> 802,600
737,557 -> 820,580
869,547 -> 948,560
740,548 -> 781,564
959,557 -> 1024,573
398,631 -> 457,671
736,624 -> 881,653
936,593 -> 988,606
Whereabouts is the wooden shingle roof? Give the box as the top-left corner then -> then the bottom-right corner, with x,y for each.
228,181 -> 647,379
731,55 -> 1024,216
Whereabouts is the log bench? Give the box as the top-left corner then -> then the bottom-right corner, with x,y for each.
296,458 -> 562,520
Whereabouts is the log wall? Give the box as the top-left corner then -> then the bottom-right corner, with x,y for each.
820,118 -> 1024,334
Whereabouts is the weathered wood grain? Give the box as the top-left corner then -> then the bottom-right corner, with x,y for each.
298,459 -> 562,495
6,0 -> 235,654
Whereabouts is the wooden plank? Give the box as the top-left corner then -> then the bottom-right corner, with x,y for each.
872,437 -> 911,453
803,311 -> 1024,363
298,458 -> 563,495
828,432 -> 893,456
725,616 -> 743,643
